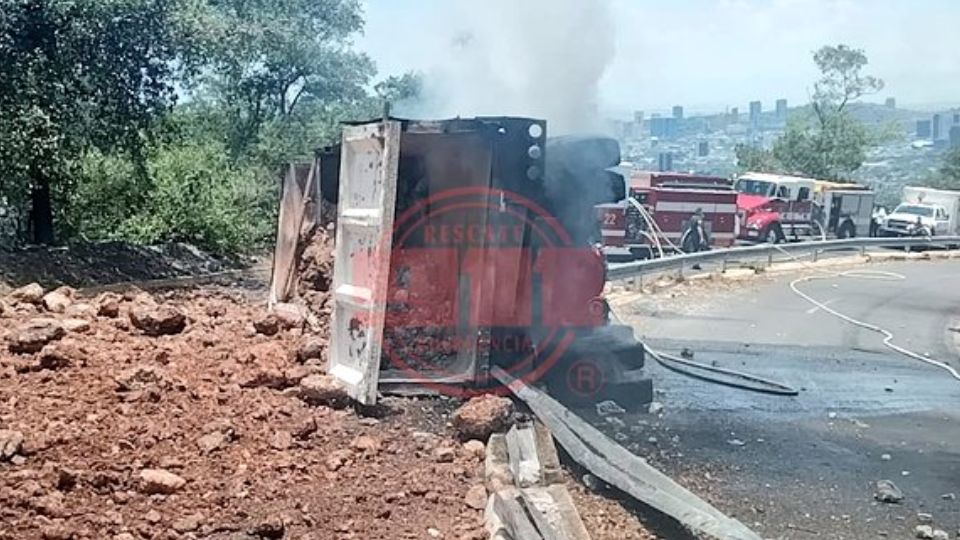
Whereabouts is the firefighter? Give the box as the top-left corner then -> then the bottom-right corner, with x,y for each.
870,205 -> 887,237
682,208 -> 710,253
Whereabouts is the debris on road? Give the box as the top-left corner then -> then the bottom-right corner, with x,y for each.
595,400 -> 626,417
875,479 -> 905,503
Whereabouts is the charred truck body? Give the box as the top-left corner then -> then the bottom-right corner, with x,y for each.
314,117 -> 651,407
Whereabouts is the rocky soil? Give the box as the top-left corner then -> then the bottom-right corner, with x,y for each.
0,284 -> 489,540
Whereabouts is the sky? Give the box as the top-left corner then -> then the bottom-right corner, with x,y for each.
356,0 -> 960,119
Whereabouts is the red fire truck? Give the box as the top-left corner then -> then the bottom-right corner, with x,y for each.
596,171 -> 740,260
734,172 -> 874,243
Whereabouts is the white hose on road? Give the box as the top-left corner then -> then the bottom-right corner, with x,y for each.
778,246 -> 960,382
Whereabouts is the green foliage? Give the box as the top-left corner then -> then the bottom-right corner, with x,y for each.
174,0 -> 375,156
738,44 -> 884,181
73,139 -> 276,253
734,144 -> 779,173
923,147 -> 960,190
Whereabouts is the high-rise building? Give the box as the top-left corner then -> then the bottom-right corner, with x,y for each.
749,101 -> 762,125
672,105 -> 684,120
917,120 -> 932,139
951,126 -> 960,148
885,97 -> 896,109
697,141 -> 709,157
775,99 -> 788,118
657,152 -> 673,172
649,117 -> 678,138
730,107 -> 739,123
954,112 -> 959,125
634,111 -> 644,125
933,114 -> 943,140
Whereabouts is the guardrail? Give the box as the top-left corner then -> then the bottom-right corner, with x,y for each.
607,236 -> 960,281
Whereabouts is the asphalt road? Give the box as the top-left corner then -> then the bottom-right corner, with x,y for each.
607,259 -> 960,540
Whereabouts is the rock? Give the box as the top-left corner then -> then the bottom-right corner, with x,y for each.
595,400 -> 626,417
249,518 -> 285,539
37,342 -> 83,370
462,440 -> 485,461
942,493 -> 956,500
197,430 -> 232,453
9,319 -> 65,354
138,468 -> 186,494
295,374 -> 348,407
464,484 -> 487,510
296,337 -> 326,363
145,509 -> 162,524
129,305 -> 186,336
9,283 -> 44,304
64,303 -> 96,318
96,293 -> 122,318
435,446 -> 456,463
115,365 -> 169,392
881,453 -> 892,461
42,287 -> 74,313
56,468 -> 80,491
252,313 -> 280,336
61,318 -> 91,333
875,479 -> 904,503
647,436 -> 659,445
114,534 -> 136,540
350,435 -> 381,455
915,525 -> 934,539
427,528 -> 441,538
172,513 -> 204,533
292,417 -> 317,440
727,439 -> 746,447
451,395 -> 513,441
325,450 -> 352,472
648,401 -> 664,415
931,530 -> 949,540
269,430 -> 293,451
272,302 -> 305,330
0,429 -> 24,460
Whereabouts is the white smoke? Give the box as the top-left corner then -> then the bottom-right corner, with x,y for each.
393,0 -> 615,135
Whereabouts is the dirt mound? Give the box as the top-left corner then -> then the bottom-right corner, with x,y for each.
0,287 -> 487,540
294,225 -> 334,317
0,242 -> 242,291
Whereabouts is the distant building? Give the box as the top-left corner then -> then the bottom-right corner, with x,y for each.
657,152 -> 673,172
954,112 -> 960,125
649,117 -> 678,138
917,119 -> 932,139
933,114 -> 943,140
697,141 -> 709,157
885,97 -> 896,109
749,101 -> 762,125
952,126 -> 960,148
775,99 -> 788,118
672,105 -> 684,120
634,110 -> 644,125
729,107 -> 739,123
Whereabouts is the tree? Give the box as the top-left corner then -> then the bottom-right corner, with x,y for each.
174,0 -> 375,157
925,147 -> 960,190
0,0 -> 179,243
734,144 -> 779,173
737,44 -> 883,180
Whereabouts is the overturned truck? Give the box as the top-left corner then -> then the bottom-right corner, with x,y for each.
272,117 -> 651,408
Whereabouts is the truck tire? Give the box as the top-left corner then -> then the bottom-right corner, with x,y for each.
838,221 -> 856,239
763,224 -> 784,244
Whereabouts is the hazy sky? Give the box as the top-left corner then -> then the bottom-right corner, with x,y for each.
357,0 -> 959,117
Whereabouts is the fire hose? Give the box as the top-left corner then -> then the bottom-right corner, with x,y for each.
774,245 -> 960,382
608,310 -> 799,396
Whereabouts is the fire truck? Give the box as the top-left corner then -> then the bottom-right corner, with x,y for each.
734,172 -> 874,243
596,171 -> 740,260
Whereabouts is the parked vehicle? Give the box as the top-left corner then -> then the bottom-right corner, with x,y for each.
879,186 -> 960,238
734,172 -> 874,243
596,171 -> 739,260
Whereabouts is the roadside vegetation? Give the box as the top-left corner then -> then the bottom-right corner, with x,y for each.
736,44 -> 885,181
0,0 -> 419,252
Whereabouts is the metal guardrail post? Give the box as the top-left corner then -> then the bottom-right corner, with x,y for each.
812,249 -> 819,262
721,256 -> 728,273
767,253 -> 773,267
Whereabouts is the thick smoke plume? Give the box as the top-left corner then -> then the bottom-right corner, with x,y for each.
394,0 -> 615,135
